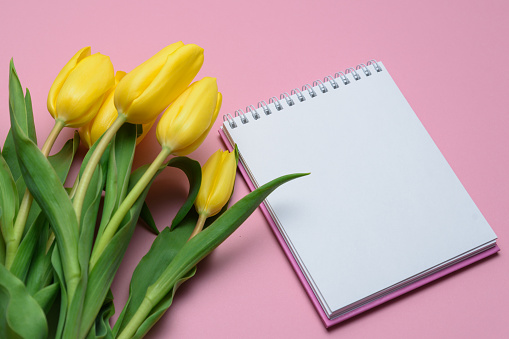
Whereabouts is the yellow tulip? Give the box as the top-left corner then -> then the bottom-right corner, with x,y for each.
195,149 -> 237,217
114,42 -> 204,125
47,47 -> 115,128
156,77 -> 221,156
79,71 -> 155,148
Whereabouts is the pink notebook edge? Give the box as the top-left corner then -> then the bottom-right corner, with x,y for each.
218,128 -> 500,328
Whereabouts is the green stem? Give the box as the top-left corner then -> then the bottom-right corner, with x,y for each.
89,146 -> 171,270
117,296 -> 155,339
5,119 -> 65,269
189,214 -> 208,240
73,114 -> 126,224
41,119 -> 65,157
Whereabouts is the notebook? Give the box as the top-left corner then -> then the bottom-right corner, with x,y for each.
219,60 -> 499,327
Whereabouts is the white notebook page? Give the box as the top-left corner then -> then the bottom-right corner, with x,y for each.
223,62 -> 497,316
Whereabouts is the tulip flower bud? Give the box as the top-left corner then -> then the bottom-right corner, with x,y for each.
79,71 -> 155,148
156,77 -> 221,156
195,149 -> 237,217
114,42 -> 204,125
47,47 -> 115,128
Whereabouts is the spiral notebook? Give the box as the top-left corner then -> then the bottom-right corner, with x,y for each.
219,60 -> 499,327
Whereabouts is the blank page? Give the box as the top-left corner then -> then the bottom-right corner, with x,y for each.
223,62 -> 497,316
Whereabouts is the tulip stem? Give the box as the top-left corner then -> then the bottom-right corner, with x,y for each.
5,119 -> 65,269
189,214 -> 208,240
117,295 -> 154,339
73,114 -> 127,224
89,146 -> 172,270
41,119 -> 66,157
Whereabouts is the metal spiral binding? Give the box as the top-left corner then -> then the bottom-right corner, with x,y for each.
269,97 -> 283,111
291,88 -> 306,102
223,60 -> 383,129
258,100 -> 271,115
312,80 -> 328,93
280,92 -> 295,106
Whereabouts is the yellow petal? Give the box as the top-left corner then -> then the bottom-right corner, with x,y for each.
56,53 -> 115,127
124,44 -> 204,124
206,151 -> 236,216
195,149 -> 236,216
78,123 -> 93,148
156,77 -> 217,152
88,71 -> 126,144
79,71 -> 127,147
114,42 -> 188,122
172,92 -> 222,156
47,47 -> 91,119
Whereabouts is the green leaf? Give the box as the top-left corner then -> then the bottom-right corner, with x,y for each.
86,290 -> 115,339
97,123 -> 137,239
26,225 -> 55,294
0,154 -> 18,253
51,247 -> 67,339
33,282 -> 59,314
9,213 -> 47,282
112,217 -> 195,336
0,231 -> 5,267
78,164 -> 164,339
133,268 -> 196,339
23,88 -> 37,144
61,121 -> 112,339
48,131 -> 80,184
9,134 -> 80,280
2,132 -> 20,182
138,156 -> 201,235
62,163 -> 105,339
167,156 -> 202,229
139,202 -> 159,235
0,264 -> 48,339
2,61 -> 37,181
122,173 -> 308,339
9,61 -> 80,303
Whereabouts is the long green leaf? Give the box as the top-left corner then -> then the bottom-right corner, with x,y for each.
51,247 -> 67,339
33,282 -> 59,314
63,163 -> 106,339
3,63 -> 37,180
26,225 -> 55,294
10,134 -> 80,281
9,61 -> 80,302
97,123 -> 137,239
0,230 -> 5,267
61,119 -> 112,339
133,268 -> 196,339
49,131 -> 80,183
0,154 -> 18,261
0,264 -> 48,339
9,213 -> 47,281
129,173 -> 308,338
112,219 -> 195,336
86,290 -> 115,339
78,164 -> 164,339
113,156 -> 202,335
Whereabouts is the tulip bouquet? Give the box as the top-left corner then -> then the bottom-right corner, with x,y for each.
0,42 -> 305,339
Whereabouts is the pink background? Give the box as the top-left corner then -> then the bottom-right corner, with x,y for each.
1,0 -> 508,338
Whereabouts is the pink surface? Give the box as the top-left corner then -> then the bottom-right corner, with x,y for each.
0,1 -> 508,338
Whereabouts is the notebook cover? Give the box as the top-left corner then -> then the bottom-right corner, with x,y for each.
219,128 -> 500,328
